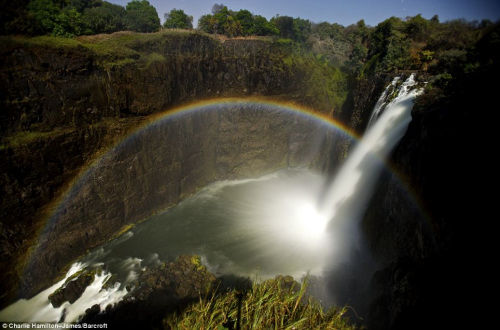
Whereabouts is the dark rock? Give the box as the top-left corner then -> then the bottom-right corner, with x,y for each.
84,304 -> 100,318
81,255 -> 217,328
48,269 -> 96,307
362,52 -> 494,328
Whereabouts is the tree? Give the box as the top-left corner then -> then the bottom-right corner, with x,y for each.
198,14 -> 216,34
252,15 -> 279,36
224,15 -> 242,36
211,4 -> 225,14
272,15 -> 294,39
405,14 -> 429,41
164,9 -> 193,29
363,16 -> 411,72
271,15 -> 310,41
312,22 -> 344,40
53,7 -> 85,37
26,0 -> 63,35
235,9 -> 253,35
125,0 -> 160,33
212,5 -> 230,34
25,0 -> 87,37
83,2 -> 127,34
292,17 -> 311,42
69,0 -> 103,12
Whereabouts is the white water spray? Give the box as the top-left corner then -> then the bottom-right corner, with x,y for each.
0,262 -> 129,322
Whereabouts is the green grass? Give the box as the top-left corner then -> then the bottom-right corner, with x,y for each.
0,30 -> 214,70
163,276 -> 358,329
23,35 -> 83,48
81,34 -> 140,59
0,35 -> 83,55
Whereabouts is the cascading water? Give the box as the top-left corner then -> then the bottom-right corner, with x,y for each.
367,76 -> 400,127
0,74 -> 422,322
0,263 -> 128,322
321,74 -> 421,231
313,73 -> 422,307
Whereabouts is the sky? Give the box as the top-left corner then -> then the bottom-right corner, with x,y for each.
110,0 -> 500,27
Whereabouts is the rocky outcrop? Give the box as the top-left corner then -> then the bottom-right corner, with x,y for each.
81,255 -> 217,328
48,268 -> 97,308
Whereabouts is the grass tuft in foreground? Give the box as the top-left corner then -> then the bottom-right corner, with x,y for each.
163,275 -> 359,329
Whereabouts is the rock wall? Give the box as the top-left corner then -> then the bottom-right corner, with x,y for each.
0,33 -> 348,305
361,68 -> 486,329
0,34 -> 339,134
21,105 -> 339,301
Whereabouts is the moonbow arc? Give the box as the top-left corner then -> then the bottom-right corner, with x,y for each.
45,97 -> 360,228
21,97 -> 426,293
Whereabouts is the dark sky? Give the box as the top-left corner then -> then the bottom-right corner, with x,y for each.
110,0 -> 500,26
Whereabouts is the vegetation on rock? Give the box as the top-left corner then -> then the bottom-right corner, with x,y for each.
164,275 -> 358,329
48,268 -> 99,307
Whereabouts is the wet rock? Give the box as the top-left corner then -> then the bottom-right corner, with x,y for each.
81,255 -> 217,328
84,304 -> 100,319
132,255 -> 216,302
48,269 -> 97,307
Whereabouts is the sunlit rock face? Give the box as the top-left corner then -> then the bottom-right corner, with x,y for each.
22,104 -> 346,298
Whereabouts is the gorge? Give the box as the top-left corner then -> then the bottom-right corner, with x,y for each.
0,76 -> 423,324
0,16 -> 496,329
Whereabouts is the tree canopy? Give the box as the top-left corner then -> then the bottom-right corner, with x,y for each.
124,0 -> 160,33
1,1 -> 497,80
0,0 -> 161,36
197,5 -> 278,37
83,2 -> 127,34
164,9 -> 193,29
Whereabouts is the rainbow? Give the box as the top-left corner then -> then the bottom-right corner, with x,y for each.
23,97 -> 429,281
141,97 -> 359,138
41,97 -> 359,226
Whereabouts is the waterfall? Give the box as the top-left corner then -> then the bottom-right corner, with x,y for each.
0,74 -> 423,322
368,74 -> 420,127
367,76 -> 400,126
320,74 -> 422,248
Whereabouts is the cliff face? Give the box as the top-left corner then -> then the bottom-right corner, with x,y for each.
0,31 -> 349,304
362,71 -> 492,329
2,28 -> 482,329
340,75 -> 391,133
0,34 -> 291,134
21,106 -> 338,299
